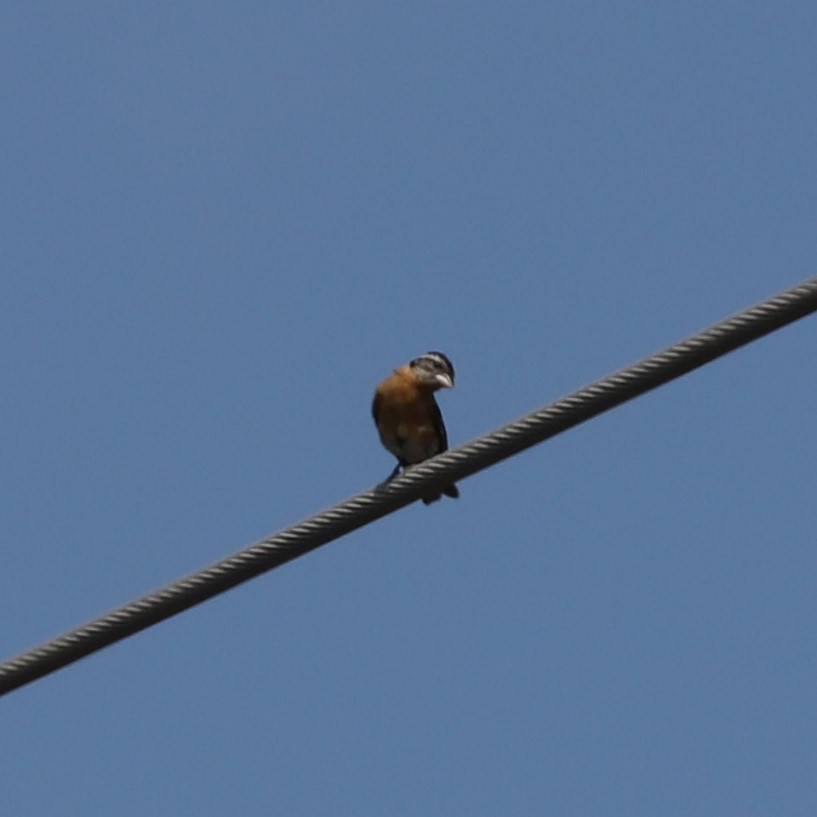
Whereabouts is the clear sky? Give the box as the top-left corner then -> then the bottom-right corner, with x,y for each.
3,3 -> 817,815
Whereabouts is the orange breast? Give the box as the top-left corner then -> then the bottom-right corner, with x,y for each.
373,370 -> 442,463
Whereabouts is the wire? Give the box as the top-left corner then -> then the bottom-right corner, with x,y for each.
2,276 -> 817,697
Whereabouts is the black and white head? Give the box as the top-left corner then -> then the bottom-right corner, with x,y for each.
409,351 -> 455,390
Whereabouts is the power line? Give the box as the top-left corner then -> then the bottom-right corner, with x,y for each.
2,276 -> 817,698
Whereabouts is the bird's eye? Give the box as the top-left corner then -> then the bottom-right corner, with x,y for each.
432,360 -> 443,369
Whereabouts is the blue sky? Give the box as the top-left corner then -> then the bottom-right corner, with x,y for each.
3,3 -> 817,814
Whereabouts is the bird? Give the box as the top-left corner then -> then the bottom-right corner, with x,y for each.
372,351 -> 460,504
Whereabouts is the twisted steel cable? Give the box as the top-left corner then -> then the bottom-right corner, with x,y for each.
2,276 -> 817,697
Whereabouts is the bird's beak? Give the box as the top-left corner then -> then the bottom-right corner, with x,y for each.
435,373 -> 454,389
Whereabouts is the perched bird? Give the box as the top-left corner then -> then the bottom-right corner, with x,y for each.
372,351 -> 460,504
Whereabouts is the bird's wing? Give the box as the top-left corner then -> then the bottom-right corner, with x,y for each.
430,397 -> 448,451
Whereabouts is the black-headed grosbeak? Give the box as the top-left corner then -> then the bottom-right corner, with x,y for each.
372,351 -> 460,505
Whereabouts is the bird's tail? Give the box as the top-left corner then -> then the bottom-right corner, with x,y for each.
422,483 -> 460,505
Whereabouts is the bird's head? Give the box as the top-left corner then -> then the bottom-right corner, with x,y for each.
408,351 -> 455,390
